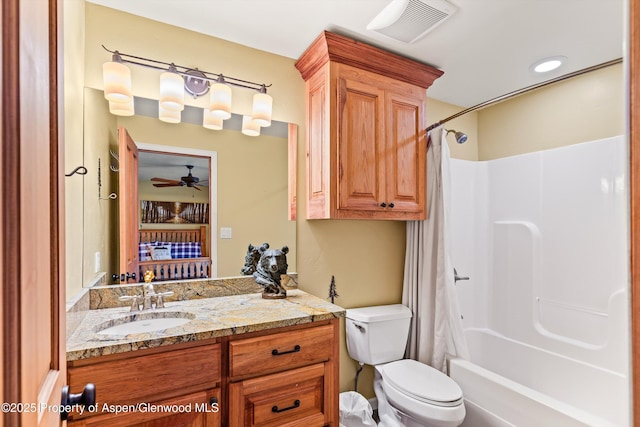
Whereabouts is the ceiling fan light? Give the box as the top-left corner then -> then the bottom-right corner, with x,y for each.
241,115 -> 261,137
203,109 -> 224,130
159,70 -> 185,111
159,105 -> 181,123
251,91 -> 272,127
209,82 -> 232,119
108,98 -> 135,116
102,60 -> 132,103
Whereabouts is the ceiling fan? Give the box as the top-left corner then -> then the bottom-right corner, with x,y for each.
151,165 -> 206,190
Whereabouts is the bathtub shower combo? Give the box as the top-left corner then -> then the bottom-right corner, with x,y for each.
447,136 -> 630,426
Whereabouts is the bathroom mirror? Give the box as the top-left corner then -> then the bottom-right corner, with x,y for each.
76,87 -> 296,288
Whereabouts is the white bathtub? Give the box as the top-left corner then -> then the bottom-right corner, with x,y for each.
448,329 -> 629,427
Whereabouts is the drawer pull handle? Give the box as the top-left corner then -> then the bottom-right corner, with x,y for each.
272,344 -> 301,356
272,399 -> 300,413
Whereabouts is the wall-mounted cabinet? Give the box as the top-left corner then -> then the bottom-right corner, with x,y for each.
295,31 -> 443,220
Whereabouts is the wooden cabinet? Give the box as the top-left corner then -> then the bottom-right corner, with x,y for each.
228,321 -> 339,427
295,31 -> 443,220
67,320 -> 339,427
67,342 -> 222,426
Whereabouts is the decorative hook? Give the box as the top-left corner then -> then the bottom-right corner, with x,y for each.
109,149 -> 119,172
99,193 -> 118,200
65,166 -> 88,177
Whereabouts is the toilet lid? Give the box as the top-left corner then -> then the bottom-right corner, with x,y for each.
380,359 -> 463,407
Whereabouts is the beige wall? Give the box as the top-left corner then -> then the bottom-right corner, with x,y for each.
82,88 -> 118,289
478,63 -> 624,160
63,0 -> 86,297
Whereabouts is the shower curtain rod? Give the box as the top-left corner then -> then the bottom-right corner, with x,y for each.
425,58 -> 623,133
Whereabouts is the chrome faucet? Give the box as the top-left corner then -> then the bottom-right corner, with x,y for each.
142,283 -> 157,310
118,270 -> 174,311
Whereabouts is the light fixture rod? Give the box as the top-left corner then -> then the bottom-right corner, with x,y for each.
102,45 -> 272,93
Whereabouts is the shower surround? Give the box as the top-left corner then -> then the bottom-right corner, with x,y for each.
447,135 -> 630,426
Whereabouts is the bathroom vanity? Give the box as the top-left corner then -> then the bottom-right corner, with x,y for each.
65,282 -> 344,427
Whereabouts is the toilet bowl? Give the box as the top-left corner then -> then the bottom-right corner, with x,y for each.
376,360 -> 465,427
345,305 -> 465,427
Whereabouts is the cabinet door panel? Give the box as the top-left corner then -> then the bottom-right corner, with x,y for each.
306,66 -> 331,218
70,389 -> 221,427
386,91 -> 426,216
68,343 -> 221,420
229,363 -> 326,427
337,76 -> 385,212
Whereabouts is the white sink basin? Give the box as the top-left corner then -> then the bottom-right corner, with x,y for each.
96,312 -> 195,336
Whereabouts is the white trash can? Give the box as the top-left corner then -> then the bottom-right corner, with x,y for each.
339,391 -> 377,427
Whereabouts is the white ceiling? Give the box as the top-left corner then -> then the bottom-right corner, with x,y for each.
86,0 -> 625,108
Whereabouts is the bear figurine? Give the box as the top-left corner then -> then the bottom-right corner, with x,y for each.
253,245 -> 289,299
240,243 -> 269,275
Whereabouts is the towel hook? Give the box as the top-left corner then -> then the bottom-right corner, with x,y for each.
65,166 -> 88,177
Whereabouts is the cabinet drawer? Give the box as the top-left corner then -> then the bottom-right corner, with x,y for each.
229,324 -> 333,380
68,343 -> 221,420
229,363 -> 326,427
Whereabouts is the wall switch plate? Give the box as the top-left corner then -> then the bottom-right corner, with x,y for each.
94,251 -> 101,273
220,227 -> 232,239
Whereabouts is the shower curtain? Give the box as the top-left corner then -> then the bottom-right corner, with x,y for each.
402,127 -> 469,372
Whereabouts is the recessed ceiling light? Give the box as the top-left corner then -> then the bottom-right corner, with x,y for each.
530,56 -> 567,73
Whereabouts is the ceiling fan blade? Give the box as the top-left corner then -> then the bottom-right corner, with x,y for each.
153,183 -> 182,187
151,177 -> 181,183
193,186 -> 201,191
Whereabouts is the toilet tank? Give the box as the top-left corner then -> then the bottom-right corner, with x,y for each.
345,304 -> 412,365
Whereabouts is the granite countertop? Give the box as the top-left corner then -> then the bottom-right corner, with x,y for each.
66,289 -> 345,362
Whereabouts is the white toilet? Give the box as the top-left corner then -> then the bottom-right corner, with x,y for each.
345,304 -> 465,427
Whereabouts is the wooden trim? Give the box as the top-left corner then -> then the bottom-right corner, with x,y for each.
288,123 -> 298,220
295,30 -> 444,88
49,0 -> 62,373
2,1 -> 22,425
630,0 -> 639,423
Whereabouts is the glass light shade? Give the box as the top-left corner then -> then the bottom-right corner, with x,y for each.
203,109 -> 224,130
159,71 -> 185,111
102,61 -> 132,103
209,83 -> 232,119
108,99 -> 134,116
241,115 -> 261,137
251,92 -> 273,127
159,105 -> 181,123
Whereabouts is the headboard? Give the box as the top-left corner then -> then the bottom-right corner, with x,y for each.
139,225 -> 208,257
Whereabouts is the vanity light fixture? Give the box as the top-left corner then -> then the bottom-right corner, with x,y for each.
530,56 -> 566,73
251,85 -> 273,127
159,64 -> 185,111
203,109 -> 224,130
209,76 -> 233,120
101,45 -> 273,130
102,52 -> 132,103
159,105 -> 181,124
108,98 -> 134,116
241,115 -> 261,137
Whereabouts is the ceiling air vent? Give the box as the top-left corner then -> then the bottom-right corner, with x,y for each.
367,0 -> 458,44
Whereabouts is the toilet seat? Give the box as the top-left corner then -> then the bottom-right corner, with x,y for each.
378,359 -> 463,407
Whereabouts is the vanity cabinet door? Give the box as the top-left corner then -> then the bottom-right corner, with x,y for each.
229,363 -> 327,427
67,342 -> 221,423
68,388 -> 220,427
